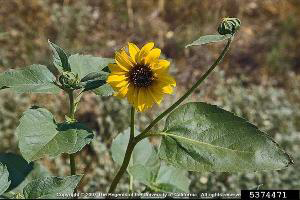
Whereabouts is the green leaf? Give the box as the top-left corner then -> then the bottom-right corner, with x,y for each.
81,72 -> 109,92
153,162 -> 190,192
0,163 -> 11,195
10,163 -> 52,195
129,158 -> 190,193
68,55 -> 114,94
48,40 -> 70,72
80,72 -> 106,82
111,128 -> 190,192
111,128 -> 153,167
0,153 -> 33,191
16,107 -> 94,162
0,65 -> 61,93
23,175 -> 82,199
159,102 -> 293,172
92,84 -> 114,96
185,34 -> 232,48
68,54 -> 114,79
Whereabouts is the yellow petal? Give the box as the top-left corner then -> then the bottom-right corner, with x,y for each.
128,43 -> 140,63
144,89 -> 154,109
108,63 -> 127,74
107,74 -> 127,83
114,84 -> 129,98
110,80 -> 128,88
162,85 -> 174,94
145,48 -> 161,64
156,73 -> 176,86
137,88 -> 147,112
132,87 -> 139,107
136,42 -> 154,63
152,59 -> 170,73
127,84 -> 135,104
148,87 -> 163,105
115,50 -> 134,71
158,59 -> 170,68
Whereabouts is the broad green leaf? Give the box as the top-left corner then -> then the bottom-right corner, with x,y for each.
81,72 -> 109,92
10,163 -> 52,195
159,102 -> 293,172
0,163 -> 10,195
92,84 -> 114,96
68,54 -> 114,79
16,107 -> 94,162
129,157 -> 190,193
154,162 -> 190,192
48,40 -> 70,72
0,65 -> 61,93
23,175 -> 82,199
185,34 -> 232,48
0,153 -> 33,191
111,128 -> 153,167
111,128 -> 190,192
80,72 -> 106,82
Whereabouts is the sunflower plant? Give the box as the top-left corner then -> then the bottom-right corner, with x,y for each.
0,18 -> 293,199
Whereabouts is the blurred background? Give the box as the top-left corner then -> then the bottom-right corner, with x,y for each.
0,0 -> 299,194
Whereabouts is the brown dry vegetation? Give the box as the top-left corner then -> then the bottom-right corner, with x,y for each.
0,0 -> 299,194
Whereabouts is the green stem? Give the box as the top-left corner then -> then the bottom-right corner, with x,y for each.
130,107 -> 135,141
129,107 -> 135,194
107,38 -> 232,193
108,106 -> 136,194
137,38 -> 232,140
70,154 -> 76,175
129,174 -> 133,194
68,90 -> 76,120
67,90 -> 77,195
108,140 -> 137,193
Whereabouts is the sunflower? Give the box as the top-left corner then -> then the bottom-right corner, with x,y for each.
107,42 -> 176,112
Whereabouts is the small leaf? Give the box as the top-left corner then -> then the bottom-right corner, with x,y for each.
0,153 -> 33,191
68,54 -> 114,79
83,80 -> 107,91
111,128 -> 153,167
80,72 -> 105,82
0,163 -> 11,195
48,40 -> 70,72
81,72 -> 109,92
185,34 -> 232,48
154,162 -> 190,192
159,102 -> 293,172
16,107 -> 94,162
92,84 -> 114,96
23,175 -> 82,199
111,128 -> 190,192
129,155 -> 190,193
0,65 -> 61,93
9,162 -> 52,195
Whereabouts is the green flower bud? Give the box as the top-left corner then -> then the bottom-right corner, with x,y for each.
58,72 -> 82,90
218,17 -> 241,35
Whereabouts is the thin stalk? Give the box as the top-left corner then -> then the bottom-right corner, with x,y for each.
68,90 -> 76,120
107,38 -> 232,193
108,140 -> 136,194
107,106 -> 136,194
130,107 -> 135,141
138,38 -> 232,139
129,175 -> 133,194
70,154 -> 76,175
67,90 -> 77,195
129,107 -> 135,194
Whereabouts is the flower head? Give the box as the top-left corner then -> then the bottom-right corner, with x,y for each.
107,42 -> 176,112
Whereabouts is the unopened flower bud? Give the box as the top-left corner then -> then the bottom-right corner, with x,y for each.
218,17 -> 241,35
58,72 -> 82,90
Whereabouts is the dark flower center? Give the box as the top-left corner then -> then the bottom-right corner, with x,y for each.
129,65 -> 154,87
